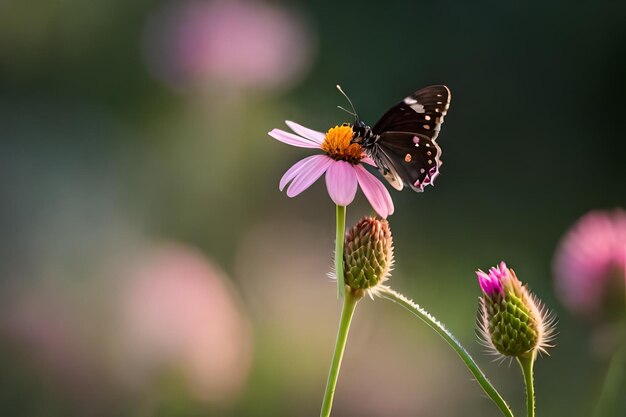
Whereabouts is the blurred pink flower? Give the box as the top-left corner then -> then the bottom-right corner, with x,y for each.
553,209 -> 626,315
144,0 -> 315,91
269,122 -> 394,218
116,243 -> 252,404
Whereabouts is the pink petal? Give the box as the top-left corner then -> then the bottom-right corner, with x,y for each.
268,129 -> 321,148
285,121 -> 325,144
279,154 -> 323,191
355,165 -> 395,218
361,156 -> 377,167
325,161 -> 358,206
286,155 -> 333,197
476,271 -> 493,294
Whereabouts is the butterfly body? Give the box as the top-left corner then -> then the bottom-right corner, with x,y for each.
350,85 -> 451,192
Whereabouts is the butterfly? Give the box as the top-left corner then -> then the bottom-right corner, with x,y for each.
338,85 -> 451,192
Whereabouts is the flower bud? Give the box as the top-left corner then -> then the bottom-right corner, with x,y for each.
343,217 -> 394,294
476,262 -> 556,358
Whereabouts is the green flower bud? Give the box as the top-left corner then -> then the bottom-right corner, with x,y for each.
343,217 -> 394,295
476,262 -> 556,358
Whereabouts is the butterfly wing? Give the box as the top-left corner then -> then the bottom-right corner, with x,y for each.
369,85 -> 450,191
372,85 -> 451,141
372,132 -> 442,192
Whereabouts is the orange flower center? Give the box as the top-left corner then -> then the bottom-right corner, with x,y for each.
321,124 -> 364,164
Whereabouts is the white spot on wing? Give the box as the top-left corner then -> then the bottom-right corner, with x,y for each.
410,103 -> 425,113
404,97 -> 425,113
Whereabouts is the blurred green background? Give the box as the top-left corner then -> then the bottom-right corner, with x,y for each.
1,0 -> 625,416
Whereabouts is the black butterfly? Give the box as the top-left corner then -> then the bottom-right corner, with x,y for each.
339,85 -> 451,192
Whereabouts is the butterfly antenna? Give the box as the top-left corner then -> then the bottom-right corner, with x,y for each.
336,84 -> 358,121
337,105 -> 356,117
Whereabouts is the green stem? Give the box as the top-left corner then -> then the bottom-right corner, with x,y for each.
517,354 -> 535,417
592,324 -> 625,417
335,205 -> 346,299
320,290 -> 360,417
378,286 -> 514,417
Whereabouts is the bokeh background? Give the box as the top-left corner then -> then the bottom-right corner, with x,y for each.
1,0 -> 625,416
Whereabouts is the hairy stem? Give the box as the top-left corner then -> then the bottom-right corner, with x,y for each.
378,286 -> 514,417
517,354 -> 535,417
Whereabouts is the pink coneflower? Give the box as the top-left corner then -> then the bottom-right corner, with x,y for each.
553,209 -> 626,315
269,121 -> 394,218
